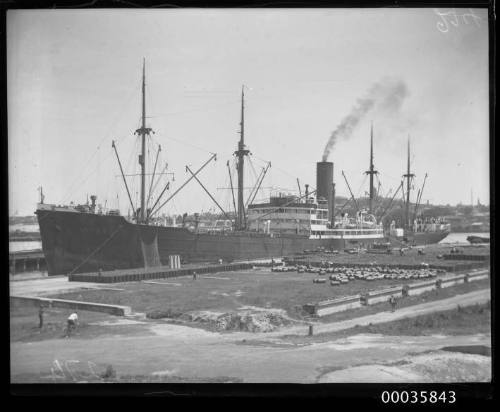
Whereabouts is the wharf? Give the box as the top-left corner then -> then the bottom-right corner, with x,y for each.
286,258 -> 488,272
69,261 -> 256,283
9,249 -> 47,274
442,254 -> 490,261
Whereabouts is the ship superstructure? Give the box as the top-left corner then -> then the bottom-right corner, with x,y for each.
36,63 -> 452,276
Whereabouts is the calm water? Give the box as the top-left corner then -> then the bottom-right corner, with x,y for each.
9,223 -> 39,232
9,223 -> 41,252
439,232 -> 490,244
9,241 -> 42,253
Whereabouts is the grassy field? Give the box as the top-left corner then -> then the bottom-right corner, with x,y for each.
315,278 -> 491,324
277,301 -> 492,346
9,306 -> 151,343
15,244 -> 489,336
358,301 -> 491,336
46,267 -> 490,318
45,269 -> 428,315
11,276 -> 490,342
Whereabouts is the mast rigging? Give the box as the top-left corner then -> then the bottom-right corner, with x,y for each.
186,165 -> 231,221
365,122 -> 378,214
234,86 -> 251,230
227,160 -> 237,216
134,59 -> 154,223
341,171 -> 360,212
296,178 -> 302,198
379,181 -> 404,221
112,140 -> 136,218
247,162 -> 271,207
414,173 -> 428,218
149,153 -> 217,218
146,145 -> 161,215
403,136 -> 415,231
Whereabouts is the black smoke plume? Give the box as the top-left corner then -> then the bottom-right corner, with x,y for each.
322,78 -> 409,161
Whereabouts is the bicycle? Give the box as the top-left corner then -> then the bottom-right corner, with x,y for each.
64,320 -> 78,338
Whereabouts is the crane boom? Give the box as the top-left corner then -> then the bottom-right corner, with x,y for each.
342,171 -> 360,212
149,153 -> 217,217
112,140 -> 136,218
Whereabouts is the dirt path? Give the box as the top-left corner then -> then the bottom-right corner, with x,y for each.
10,325 -> 490,383
10,277 -> 105,297
10,289 -> 490,383
317,350 -> 491,382
230,288 -> 491,340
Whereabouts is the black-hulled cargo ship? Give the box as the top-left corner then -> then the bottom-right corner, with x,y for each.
36,63 -> 385,275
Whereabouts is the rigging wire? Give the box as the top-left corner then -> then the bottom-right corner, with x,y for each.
253,154 -> 291,179
256,164 -> 269,203
150,162 -> 169,201
59,149 -> 115,206
151,97 -> 240,118
67,225 -> 124,276
246,157 -> 260,201
58,82 -> 141,204
121,137 -> 140,213
162,134 -> 216,155
150,148 -> 163,212
124,136 -> 138,177
355,174 -> 368,199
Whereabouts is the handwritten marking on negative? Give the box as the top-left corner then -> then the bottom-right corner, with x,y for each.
434,9 -> 482,33
50,359 -> 104,382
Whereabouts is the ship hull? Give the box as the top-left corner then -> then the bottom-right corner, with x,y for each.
387,230 -> 450,246
36,209 -> 381,275
467,235 -> 490,244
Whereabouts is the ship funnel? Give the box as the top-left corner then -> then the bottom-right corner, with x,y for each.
316,161 -> 334,222
331,182 -> 336,227
90,195 -> 97,212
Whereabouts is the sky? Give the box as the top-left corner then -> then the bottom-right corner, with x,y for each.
8,8 -> 490,217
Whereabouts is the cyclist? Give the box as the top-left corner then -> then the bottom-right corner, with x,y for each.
65,311 -> 78,338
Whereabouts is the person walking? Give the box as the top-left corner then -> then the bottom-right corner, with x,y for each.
65,311 -> 78,338
389,295 -> 397,312
38,304 -> 44,329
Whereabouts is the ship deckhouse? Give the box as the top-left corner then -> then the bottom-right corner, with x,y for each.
247,194 -> 384,240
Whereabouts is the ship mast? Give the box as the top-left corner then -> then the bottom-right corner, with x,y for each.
135,59 -> 153,224
234,86 -> 250,230
403,136 -> 415,231
365,122 -> 378,215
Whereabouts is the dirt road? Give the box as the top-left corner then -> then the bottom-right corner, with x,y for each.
264,288 -> 491,338
10,289 -> 490,383
10,277 -> 106,297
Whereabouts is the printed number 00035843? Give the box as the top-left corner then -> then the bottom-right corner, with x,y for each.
381,391 -> 456,404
